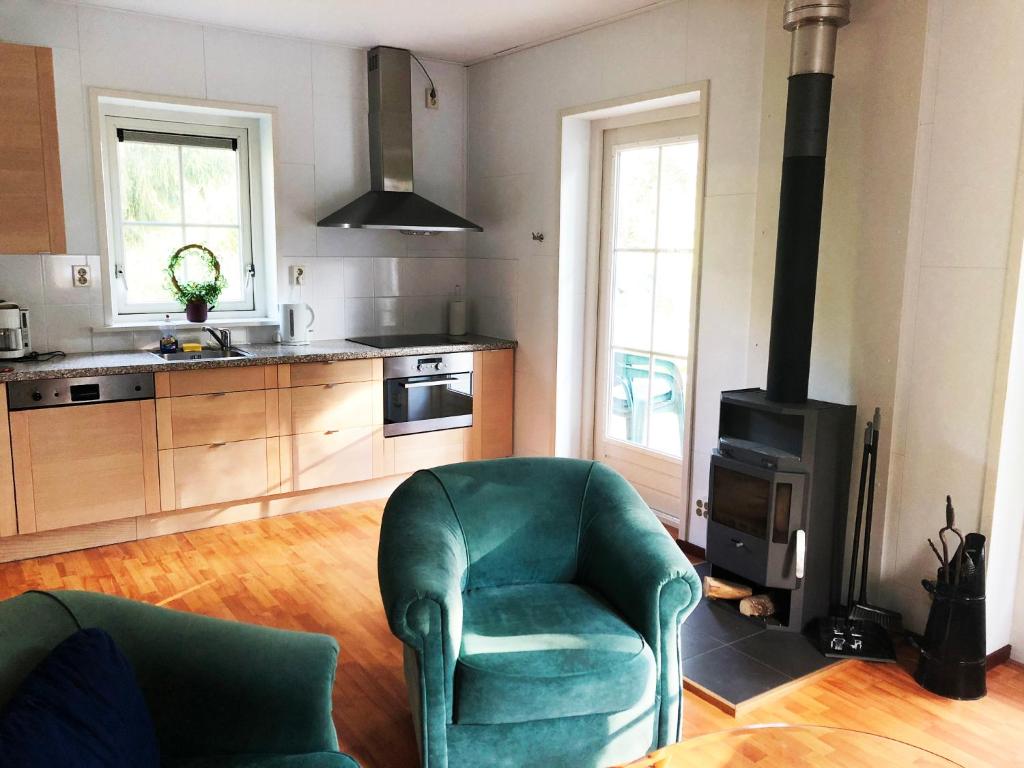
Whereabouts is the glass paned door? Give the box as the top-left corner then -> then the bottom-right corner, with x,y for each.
595,118 -> 702,519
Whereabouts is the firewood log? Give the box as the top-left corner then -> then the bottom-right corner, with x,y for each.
739,594 -> 776,617
703,575 -> 753,600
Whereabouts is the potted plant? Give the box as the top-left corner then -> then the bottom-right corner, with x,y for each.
166,244 -> 226,323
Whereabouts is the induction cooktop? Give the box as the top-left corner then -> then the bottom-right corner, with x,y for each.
347,334 -> 468,349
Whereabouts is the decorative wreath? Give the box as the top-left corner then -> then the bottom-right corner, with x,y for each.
165,244 -> 226,308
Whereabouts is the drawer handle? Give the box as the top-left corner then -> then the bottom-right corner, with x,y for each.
325,430 -> 338,435
208,392 -> 227,397
210,442 -> 226,447
324,383 -> 335,389
731,538 -> 745,549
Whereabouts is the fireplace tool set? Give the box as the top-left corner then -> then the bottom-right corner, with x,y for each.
915,496 -> 987,699
818,409 -> 899,662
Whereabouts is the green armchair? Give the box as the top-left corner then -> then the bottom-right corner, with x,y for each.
0,590 -> 359,768
378,457 -> 701,768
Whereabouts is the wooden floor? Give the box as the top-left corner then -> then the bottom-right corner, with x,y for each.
1,501 -> 1022,767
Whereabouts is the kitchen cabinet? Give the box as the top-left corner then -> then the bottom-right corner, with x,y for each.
0,387 -> 18,538
468,349 -> 515,460
10,400 -> 158,533
155,366 -> 280,511
157,389 -> 273,449
164,439 -> 272,510
0,42 -> 65,255
383,428 -> 470,475
278,360 -> 382,493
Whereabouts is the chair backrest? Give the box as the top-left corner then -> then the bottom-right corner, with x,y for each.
0,592 -> 79,708
428,457 -> 597,590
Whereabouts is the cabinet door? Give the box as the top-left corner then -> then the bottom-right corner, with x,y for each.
282,427 -> 375,492
164,390 -> 268,448
10,401 -> 156,532
283,382 -> 376,435
0,42 -> 65,254
166,438 -> 269,509
469,349 -> 514,460
284,360 -> 374,387
383,428 -> 468,476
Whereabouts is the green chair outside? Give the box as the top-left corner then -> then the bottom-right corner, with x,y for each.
0,590 -> 359,768
378,457 -> 701,768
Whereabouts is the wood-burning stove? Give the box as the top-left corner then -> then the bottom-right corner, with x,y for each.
707,389 -> 854,631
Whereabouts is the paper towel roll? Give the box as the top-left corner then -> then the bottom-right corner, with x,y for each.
448,299 -> 466,336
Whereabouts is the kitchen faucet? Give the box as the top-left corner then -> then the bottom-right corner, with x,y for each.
203,326 -> 232,351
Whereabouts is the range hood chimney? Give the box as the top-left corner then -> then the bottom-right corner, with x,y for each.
317,46 -> 482,233
765,1 -> 850,403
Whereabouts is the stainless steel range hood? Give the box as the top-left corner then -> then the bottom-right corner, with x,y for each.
317,46 -> 482,233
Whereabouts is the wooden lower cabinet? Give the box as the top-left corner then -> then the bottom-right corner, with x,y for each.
468,349 -> 515,460
10,400 -> 159,533
281,382 -> 376,436
159,390 -> 271,449
281,427 -> 376,492
160,438 -> 272,510
383,428 -> 469,475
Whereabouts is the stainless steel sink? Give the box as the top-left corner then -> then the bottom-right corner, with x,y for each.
150,347 -> 251,362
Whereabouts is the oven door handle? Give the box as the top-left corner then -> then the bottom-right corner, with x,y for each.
400,378 -> 458,389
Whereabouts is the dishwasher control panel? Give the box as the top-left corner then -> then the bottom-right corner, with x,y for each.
8,373 -> 155,411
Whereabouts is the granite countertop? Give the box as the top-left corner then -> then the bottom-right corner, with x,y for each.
0,335 -> 516,382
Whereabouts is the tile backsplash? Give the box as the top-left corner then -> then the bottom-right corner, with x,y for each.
0,249 -> 467,354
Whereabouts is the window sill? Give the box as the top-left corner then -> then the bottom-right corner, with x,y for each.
93,318 -> 280,333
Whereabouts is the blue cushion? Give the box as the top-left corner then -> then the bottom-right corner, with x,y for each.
454,583 -> 656,725
0,627 -> 159,768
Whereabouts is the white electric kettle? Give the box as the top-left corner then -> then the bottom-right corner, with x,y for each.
280,302 -> 315,345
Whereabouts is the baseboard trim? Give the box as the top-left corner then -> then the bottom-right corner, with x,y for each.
678,540 -> 706,562
987,644 -> 1012,669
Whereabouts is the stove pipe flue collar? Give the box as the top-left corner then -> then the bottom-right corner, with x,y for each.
784,0 -> 851,76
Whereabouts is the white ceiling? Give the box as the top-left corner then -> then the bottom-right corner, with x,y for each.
75,0 -> 672,64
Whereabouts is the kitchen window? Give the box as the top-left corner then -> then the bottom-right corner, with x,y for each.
96,94 -> 273,324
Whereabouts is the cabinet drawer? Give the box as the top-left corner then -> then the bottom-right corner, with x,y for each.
283,382 -> 376,435
165,438 -> 269,510
163,390 -> 269,448
283,427 -> 375,492
285,359 -> 373,387
385,428 -> 467,476
163,365 -> 270,397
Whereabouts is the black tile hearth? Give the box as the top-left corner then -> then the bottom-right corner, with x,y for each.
685,645 -> 791,704
731,627 -> 837,680
684,598 -> 764,644
681,591 -> 838,711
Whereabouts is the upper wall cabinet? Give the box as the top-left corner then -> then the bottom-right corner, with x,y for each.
0,42 -> 66,255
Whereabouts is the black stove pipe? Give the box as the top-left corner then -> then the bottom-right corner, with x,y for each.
765,1 -> 850,403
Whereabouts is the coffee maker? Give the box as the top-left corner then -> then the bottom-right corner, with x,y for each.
0,302 -> 31,359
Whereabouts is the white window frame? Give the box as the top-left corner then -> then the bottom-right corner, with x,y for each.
92,91 -> 277,327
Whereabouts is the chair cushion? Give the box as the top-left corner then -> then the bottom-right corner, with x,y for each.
0,627 -> 160,768
168,753 -> 360,768
454,583 -> 656,725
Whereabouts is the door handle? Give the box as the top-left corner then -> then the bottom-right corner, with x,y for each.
795,529 -> 806,580
400,378 -> 456,389
730,538 -> 745,549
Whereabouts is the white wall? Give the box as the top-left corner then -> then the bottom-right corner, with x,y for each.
880,0 -> 1024,638
465,0 -> 767,529
0,0 -> 469,352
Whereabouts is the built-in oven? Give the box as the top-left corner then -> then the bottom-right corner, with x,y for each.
383,352 -> 473,437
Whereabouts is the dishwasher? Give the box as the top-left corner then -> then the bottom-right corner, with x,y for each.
7,373 -> 158,534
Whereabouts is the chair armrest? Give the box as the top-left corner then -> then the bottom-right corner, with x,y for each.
54,590 -> 340,759
576,463 -> 700,745
378,470 -> 468,706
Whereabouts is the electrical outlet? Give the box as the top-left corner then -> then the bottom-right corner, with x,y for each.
72,264 -> 91,287
425,87 -> 438,110
290,264 -> 307,286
